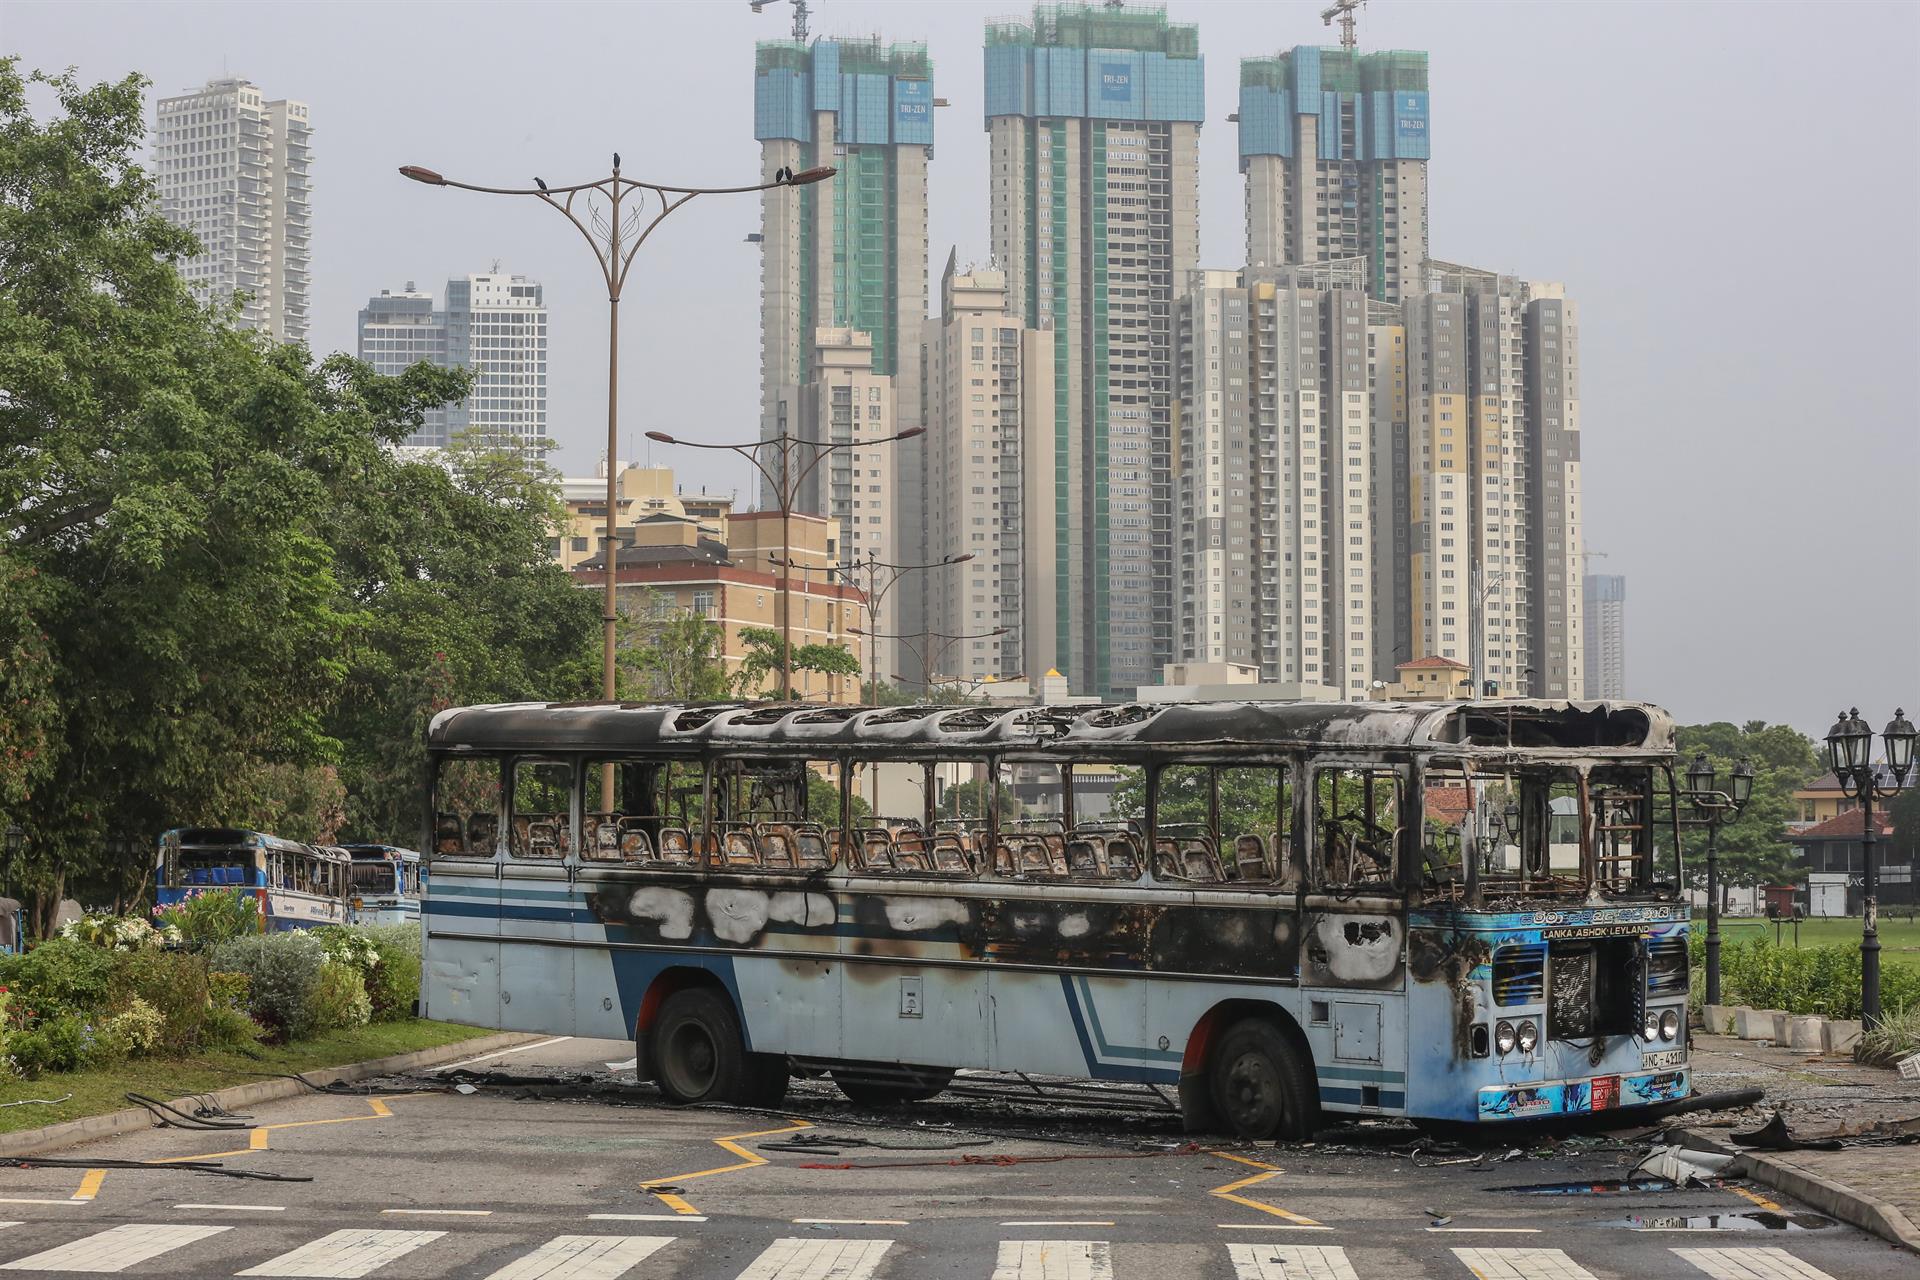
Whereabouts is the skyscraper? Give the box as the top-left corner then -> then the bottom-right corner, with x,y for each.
1584,573 -> 1626,699
985,2 -> 1204,697
1238,46 -> 1429,302
1172,261 -> 1391,698
924,253 -> 1056,685
756,35 -> 934,680
153,78 -> 311,342
355,273 -> 548,456
1402,262 -> 1582,698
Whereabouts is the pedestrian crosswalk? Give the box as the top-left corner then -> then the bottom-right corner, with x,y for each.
0,1225 -> 1852,1279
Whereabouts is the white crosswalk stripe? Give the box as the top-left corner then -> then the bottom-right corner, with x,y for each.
236,1229 -> 445,1278
990,1239 -> 1112,1280
0,1223 -> 231,1273
1451,1247 -> 1598,1280
732,1237 -> 892,1280
1228,1242 -> 1360,1280
1673,1248 -> 1840,1280
479,1235 -> 676,1280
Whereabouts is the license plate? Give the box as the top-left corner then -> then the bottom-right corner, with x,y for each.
1642,1049 -> 1685,1069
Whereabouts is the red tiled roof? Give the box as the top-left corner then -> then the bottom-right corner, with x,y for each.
1424,786 -> 1471,823
1788,808 -> 1894,842
1397,655 -> 1470,671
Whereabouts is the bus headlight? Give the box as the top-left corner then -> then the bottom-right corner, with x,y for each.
1516,1020 -> 1539,1053
1642,1010 -> 1661,1041
1659,1009 -> 1680,1041
1495,1020 -> 1517,1055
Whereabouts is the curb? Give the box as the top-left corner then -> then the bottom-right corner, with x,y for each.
1672,1126 -> 1920,1255
0,1030 -> 544,1159
1732,1149 -> 1920,1256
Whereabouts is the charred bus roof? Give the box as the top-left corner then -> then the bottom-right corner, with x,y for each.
427,698 -> 1672,763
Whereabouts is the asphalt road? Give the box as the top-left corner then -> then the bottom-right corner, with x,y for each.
0,1035 -> 1909,1279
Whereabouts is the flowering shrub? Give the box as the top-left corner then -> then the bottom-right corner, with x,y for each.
311,963 -> 373,1031
98,996 -> 163,1057
314,926 -> 381,975
59,914 -> 179,951
153,888 -> 260,946
210,932 -> 326,1041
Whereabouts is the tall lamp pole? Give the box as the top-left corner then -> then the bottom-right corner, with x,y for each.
648,427 -> 923,698
833,552 -> 973,709
1824,708 -> 1916,1030
1683,752 -> 1755,1006
853,626 -> 1008,691
399,158 -> 835,707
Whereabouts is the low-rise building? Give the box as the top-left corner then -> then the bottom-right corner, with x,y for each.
1385,655 -> 1471,701
572,508 -> 863,703
553,464 -> 737,574
1787,808 -> 1913,917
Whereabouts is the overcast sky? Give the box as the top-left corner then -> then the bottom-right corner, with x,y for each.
7,0 -> 1916,740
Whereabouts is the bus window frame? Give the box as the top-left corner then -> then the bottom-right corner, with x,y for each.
1309,757 -> 1411,899
507,755 -> 576,862
432,754 -> 505,862
1143,755 -> 1302,889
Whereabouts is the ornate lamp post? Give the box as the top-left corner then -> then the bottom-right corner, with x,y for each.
399,157 -> 835,709
1824,708 -> 1916,1029
646,427 -> 923,699
1682,752 -> 1755,1005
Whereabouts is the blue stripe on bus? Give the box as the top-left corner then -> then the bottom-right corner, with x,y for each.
1056,974 -> 1181,1084
1073,975 -> 1183,1064
424,900 -> 595,924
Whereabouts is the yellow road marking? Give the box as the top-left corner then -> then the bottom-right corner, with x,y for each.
1206,1149 -> 1324,1226
1729,1183 -> 1784,1212
152,1096 -> 401,1165
640,1117 -> 813,1216
70,1170 -> 106,1202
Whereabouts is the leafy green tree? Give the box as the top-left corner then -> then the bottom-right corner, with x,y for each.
805,772 -> 871,827
732,626 -> 860,700
614,593 -> 730,703
938,778 -> 1021,822
1674,721 -> 1820,901
0,61 -> 599,919
1888,784 -> 1920,864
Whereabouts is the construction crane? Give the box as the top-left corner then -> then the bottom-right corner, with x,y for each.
1320,0 -> 1365,49
749,0 -> 810,42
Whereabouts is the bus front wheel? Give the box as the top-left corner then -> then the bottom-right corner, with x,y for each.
651,988 -> 788,1107
1208,1017 -> 1320,1140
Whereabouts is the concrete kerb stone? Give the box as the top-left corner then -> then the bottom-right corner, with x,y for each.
0,1030 -> 541,1159
1672,1125 -> 1920,1256
1736,1007 -> 1782,1040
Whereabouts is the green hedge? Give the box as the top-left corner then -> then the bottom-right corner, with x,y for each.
1689,932 -> 1920,1020
0,922 -> 423,1079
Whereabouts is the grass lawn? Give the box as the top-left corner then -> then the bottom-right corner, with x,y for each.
0,1019 -> 495,1135
1712,913 -> 1920,971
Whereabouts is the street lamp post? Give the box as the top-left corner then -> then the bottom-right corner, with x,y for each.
832,552 -> 973,709
400,157 -> 835,708
1824,708 -> 1916,1029
1682,752 -> 1756,1006
648,427 -> 924,699
854,626 -> 1008,692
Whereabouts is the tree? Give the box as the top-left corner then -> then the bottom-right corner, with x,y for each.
805,772 -> 871,828
0,62 -> 600,919
614,594 -> 730,703
938,778 -> 1021,822
732,627 -> 860,700
1673,721 -> 1821,900
1888,784 -> 1920,865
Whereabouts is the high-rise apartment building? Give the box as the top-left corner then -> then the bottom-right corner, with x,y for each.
985,2 -> 1203,697
756,41 -> 933,497
924,254 -> 1057,685
154,78 -> 311,342
1172,261 -> 1392,698
1402,261 -> 1582,698
1583,573 -> 1626,699
357,284 -> 450,446
1238,46 -> 1429,302
355,273 -> 548,455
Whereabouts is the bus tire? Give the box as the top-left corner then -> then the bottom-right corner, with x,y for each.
830,1065 -> 954,1106
1208,1017 -> 1320,1141
652,988 -> 760,1105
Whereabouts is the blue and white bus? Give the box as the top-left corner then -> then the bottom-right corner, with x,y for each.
343,844 -> 425,927
419,699 -> 1693,1135
157,828 -> 349,931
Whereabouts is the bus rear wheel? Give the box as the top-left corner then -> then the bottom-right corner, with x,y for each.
651,988 -> 788,1107
830,1065 -> 954,1106
1208,1018 -> 1320,1141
